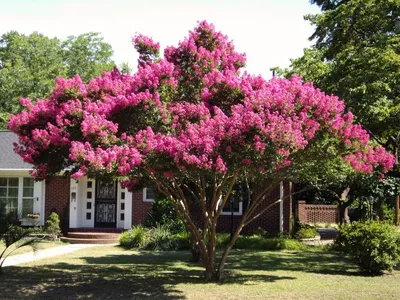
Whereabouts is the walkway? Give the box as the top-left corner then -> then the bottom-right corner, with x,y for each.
2,243 -> 108,267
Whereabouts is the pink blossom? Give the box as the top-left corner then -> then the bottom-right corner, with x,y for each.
9,21 -> 394,182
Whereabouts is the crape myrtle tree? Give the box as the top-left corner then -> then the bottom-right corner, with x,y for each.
276,0 -> 400,223
9,21 -> 394,281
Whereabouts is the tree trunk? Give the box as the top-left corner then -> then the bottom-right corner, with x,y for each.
339,187 -> 351,224
339,200 -> 349,224
204,261 -> 216,281
216,224 -> 244,283
205,220 -> 217,281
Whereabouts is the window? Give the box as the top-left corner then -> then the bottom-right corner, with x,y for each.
143,187 -> 155,202
121,192 -> 125,200
87,191 -> 92,199
221,199 -> 243,216
86,202 -> 92,209
120,213 -> 125,221
121,203 -> 125,210
87,181 -> 93,189
0,177 -> 18,214
22,178 -> 35,217
86,212 -> 91,220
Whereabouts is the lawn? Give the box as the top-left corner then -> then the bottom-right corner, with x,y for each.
1,246 -> 399,299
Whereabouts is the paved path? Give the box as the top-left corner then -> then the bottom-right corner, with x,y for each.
1,244 -> 108,267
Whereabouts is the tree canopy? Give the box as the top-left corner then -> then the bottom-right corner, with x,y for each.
281,0 -> 400,155
0,31 -> 114,129
276,0 -> 400,221
10,21 -> 394,281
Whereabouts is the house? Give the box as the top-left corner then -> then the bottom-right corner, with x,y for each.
0,131 -> 291,241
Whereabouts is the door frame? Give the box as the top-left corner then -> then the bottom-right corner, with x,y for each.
94,180 -> 117,228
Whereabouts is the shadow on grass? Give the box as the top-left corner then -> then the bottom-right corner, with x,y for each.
225,249 -> 365,276
0,250 -> 295,299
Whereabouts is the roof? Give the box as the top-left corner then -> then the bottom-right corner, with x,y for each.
0,131 -> 33,170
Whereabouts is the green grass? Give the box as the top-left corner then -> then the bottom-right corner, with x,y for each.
0,240 -> 68,257
0,246 -> 399,299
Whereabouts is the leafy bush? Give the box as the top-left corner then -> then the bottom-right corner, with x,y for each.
46,212 -> 61,241
335,221 -> 400,274
144,197 -> 185,233
295,226 -> 319,239
235,235 -> 307,251
380,204 -> 395,223
247,227 -> 269,238
145,223 -> 178,251
119,225 -> 149,249
216,233 -> 230,248
174,231 -> 192,250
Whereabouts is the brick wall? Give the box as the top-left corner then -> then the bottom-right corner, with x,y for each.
217,181 -> 291,235
131,190 -> 153,225
297,200 -> 339,224
45,176 -> 70,233
129,181 -> 292,236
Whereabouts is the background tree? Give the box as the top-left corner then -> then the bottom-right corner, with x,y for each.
62,32 -> 114,83
0,31 -> 114,129
118,61 -> 132,74
277,0 -> 400,223
10,21 -> 394,282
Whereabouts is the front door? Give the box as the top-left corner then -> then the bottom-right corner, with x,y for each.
94,180 -> 117,228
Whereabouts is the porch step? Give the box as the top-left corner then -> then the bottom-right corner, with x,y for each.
60,236 -> 118,244
69,228 -> 124,233
61,231 -> 123,244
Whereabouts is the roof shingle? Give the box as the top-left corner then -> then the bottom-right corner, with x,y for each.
0,131 -> 33,170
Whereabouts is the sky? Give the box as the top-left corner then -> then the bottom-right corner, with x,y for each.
0,0 -> 320,79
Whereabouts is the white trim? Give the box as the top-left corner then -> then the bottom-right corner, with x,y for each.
221,201 -> 243,216
0,175 -> 45,226
143,187 -> 155,202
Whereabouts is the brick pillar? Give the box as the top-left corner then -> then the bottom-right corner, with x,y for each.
45,176 -> 71,234
297,200 -> 307,223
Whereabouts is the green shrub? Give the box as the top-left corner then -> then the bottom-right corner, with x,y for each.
145,223 -> 179,251
247,227 -> 269,238
380,204 -> 395,223
174,231 -> 192,250
119,225 -> 149,249
46,212 -> 61,241
216,233 -> 230,248
234,235 -> 307,251
335,221 -> 400,274
295,226 -> 319,239
144,198 -> 185,233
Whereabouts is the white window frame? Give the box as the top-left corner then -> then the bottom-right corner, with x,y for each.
0,176 -> 37,219
22,177 -> 35,218
221,200 -> 243,216
143,187 -> 155,202
0,177 -> 19,214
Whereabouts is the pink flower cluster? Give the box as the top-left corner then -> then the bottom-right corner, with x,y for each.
9,21 -> 394,182
133,34 -> 160,66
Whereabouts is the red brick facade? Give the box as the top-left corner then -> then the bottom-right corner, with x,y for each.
43,176 -> 291,235
131,190 -> 153,225
44,176 -> 71,233
217,181 -> 291,235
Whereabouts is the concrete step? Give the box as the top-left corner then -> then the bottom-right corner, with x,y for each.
60,236 -> 119,244
66,232 -> 121,240
318,228 -> 338,240
69,228 -> 124,233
